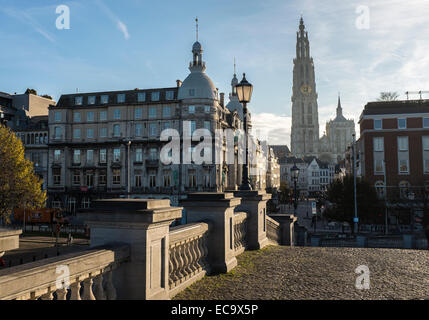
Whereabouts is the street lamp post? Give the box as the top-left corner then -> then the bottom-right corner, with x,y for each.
127,140 -> 131,198
235,73 -> 253,191
352,133 -> 358,234
291,163 -> 300,217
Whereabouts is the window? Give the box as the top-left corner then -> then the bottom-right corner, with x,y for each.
423,136 -> 429,151
135,107 -> 142,119
398,136 -> 408,151
424,118 -> 429,128
374,137 -> 384,152
149,106 -> 157,118
149,123 -> 157,136
53,168 -> 61,185
204,105 -> 211,113
424,159 -> 429,174
399,181 -> 410,199
100,111 -> 107,121
54,150 -> 61,161
113,124 -> 121,137
112,169 -> 121,184
163,106 -> 171,117
100,149 -> 107,163
135,123 -> 143,136
135,174 -> 142,187
86,150 -> 94,163
85,171 -> 94,187
149,172 -> 157,187
87,111 -> 94,122
163,172 -> 171,187
399,159 -> 409,173
88,96 -> 96,105
374,159 -> 384,173
374,119 -> 382,130
117,93 -> 125,103
166,91 -> 174,100
99,170 -> 107,185
87,128 -> 94,139
54,111 -> 61,122
100,127 -> 107,138
188,170 -> 197,187
54,127 -> 62,139
101,95 -> 109,104
204,121 -> 211,131
113,109 -> 121,120
398,118 -> 406,129
73,170 -> 81,185
189,89 -> 195,96
81,197 -> 91,209
74,112 -> 81,122
113,148 -> 121,162
188,105 -> 195,113
203,173 -> 211,187
136,148 -> 143,162
137,92 -> 146,102
149,148 -> 158,160
73,150 -> 81,164
151,92 -> 160,101
75,96 -> 83,105
162,122 -> 171,130
73,128 -> 81,139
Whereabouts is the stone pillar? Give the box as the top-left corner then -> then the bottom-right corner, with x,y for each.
0,228 -> 22,258
233,190 -> 271,250
403,234 -> 415,249
269,214 -> 297,246
79,199 -> 182,300
180,193 -> 240,273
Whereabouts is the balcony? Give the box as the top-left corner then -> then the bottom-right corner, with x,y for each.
145,159 -> 159,168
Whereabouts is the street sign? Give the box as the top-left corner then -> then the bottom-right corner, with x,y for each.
311,202 -> 317,215
353,217 -> 359,223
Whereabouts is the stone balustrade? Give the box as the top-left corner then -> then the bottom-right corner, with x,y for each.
0,228 -> 22,259
233,212 -> 248,255
266,216 -> 281,244
168,222 -> 209,298
0,245 -> 129,300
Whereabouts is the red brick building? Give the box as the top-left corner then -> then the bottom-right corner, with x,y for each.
359,99 -> 429,201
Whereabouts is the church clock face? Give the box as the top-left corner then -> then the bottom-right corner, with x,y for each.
300,84 -> 312,94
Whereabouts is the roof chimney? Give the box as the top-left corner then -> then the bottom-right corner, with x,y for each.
176,80 -> 182,88
220,92 -> 225,107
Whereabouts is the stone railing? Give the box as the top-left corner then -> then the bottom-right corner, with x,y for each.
233,212 -> 248,254
0,245 -> 129,300
168,222 -> 209,298
266,216 -> 281,244
0,228 -> 21,259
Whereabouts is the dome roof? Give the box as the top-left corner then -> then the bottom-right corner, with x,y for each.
226,95 -> 243,120
178,71 -> 217,100
192,41 -> 202,52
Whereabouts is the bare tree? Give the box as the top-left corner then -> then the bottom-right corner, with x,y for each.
377,92 -> 400,101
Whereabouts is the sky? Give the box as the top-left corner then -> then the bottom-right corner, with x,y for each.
1,0 -> 429,146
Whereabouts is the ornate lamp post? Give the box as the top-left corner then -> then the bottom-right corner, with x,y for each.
291,163 -> 300,216
236,73 -> 253,191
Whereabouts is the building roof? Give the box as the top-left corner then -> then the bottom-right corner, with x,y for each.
54,87 -> 178,108
361,99 -> 429,117
178,71 -> 217,100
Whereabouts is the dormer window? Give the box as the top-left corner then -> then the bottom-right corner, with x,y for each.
75,96 -> 83,105
137,92 -> 146,102
151,92 -> 160,101
117,94 -> 125,103
88,96 -> 96,105
166,91 -> 174,100
101,95 -> 109,104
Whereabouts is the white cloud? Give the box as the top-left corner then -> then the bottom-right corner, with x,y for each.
251,113 -> 291,146
95,0 -> 130,40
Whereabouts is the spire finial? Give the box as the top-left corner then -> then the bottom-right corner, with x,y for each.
195,17 -> 199,41
234,57 -> 236,75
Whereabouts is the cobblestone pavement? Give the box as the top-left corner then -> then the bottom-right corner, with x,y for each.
174,246 -> 429,300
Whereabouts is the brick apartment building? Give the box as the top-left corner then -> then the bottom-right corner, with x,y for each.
359,99 -> 429,207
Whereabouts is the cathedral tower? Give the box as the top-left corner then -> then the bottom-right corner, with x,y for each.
290,17 -> 320,158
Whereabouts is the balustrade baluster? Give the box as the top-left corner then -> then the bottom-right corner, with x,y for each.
70,281 -> 81,300
104,269 -> 116,300
56,288 -> 68,300
40,290 -> 54,300
93,274 -> 106,300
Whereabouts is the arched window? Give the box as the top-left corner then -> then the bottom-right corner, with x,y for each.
399,181 -> 410,199
375,181 -> 385,199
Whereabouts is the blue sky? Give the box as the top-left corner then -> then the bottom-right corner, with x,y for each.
1,0 -> 429,146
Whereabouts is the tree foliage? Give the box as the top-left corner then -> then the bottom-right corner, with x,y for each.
377,91 -> 399,101
25,88 -> 38,95
324,175 -> 383,229
0,125 -> 46,224
41,94 -> 52,100
278,181 -> 292,204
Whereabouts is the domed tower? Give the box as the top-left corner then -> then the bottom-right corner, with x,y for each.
226,61 -> 244,123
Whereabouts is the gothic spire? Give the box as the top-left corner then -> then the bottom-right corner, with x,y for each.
337,93 -> 343,118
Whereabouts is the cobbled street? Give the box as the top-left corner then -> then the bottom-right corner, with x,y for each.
175,245 -> 429,300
